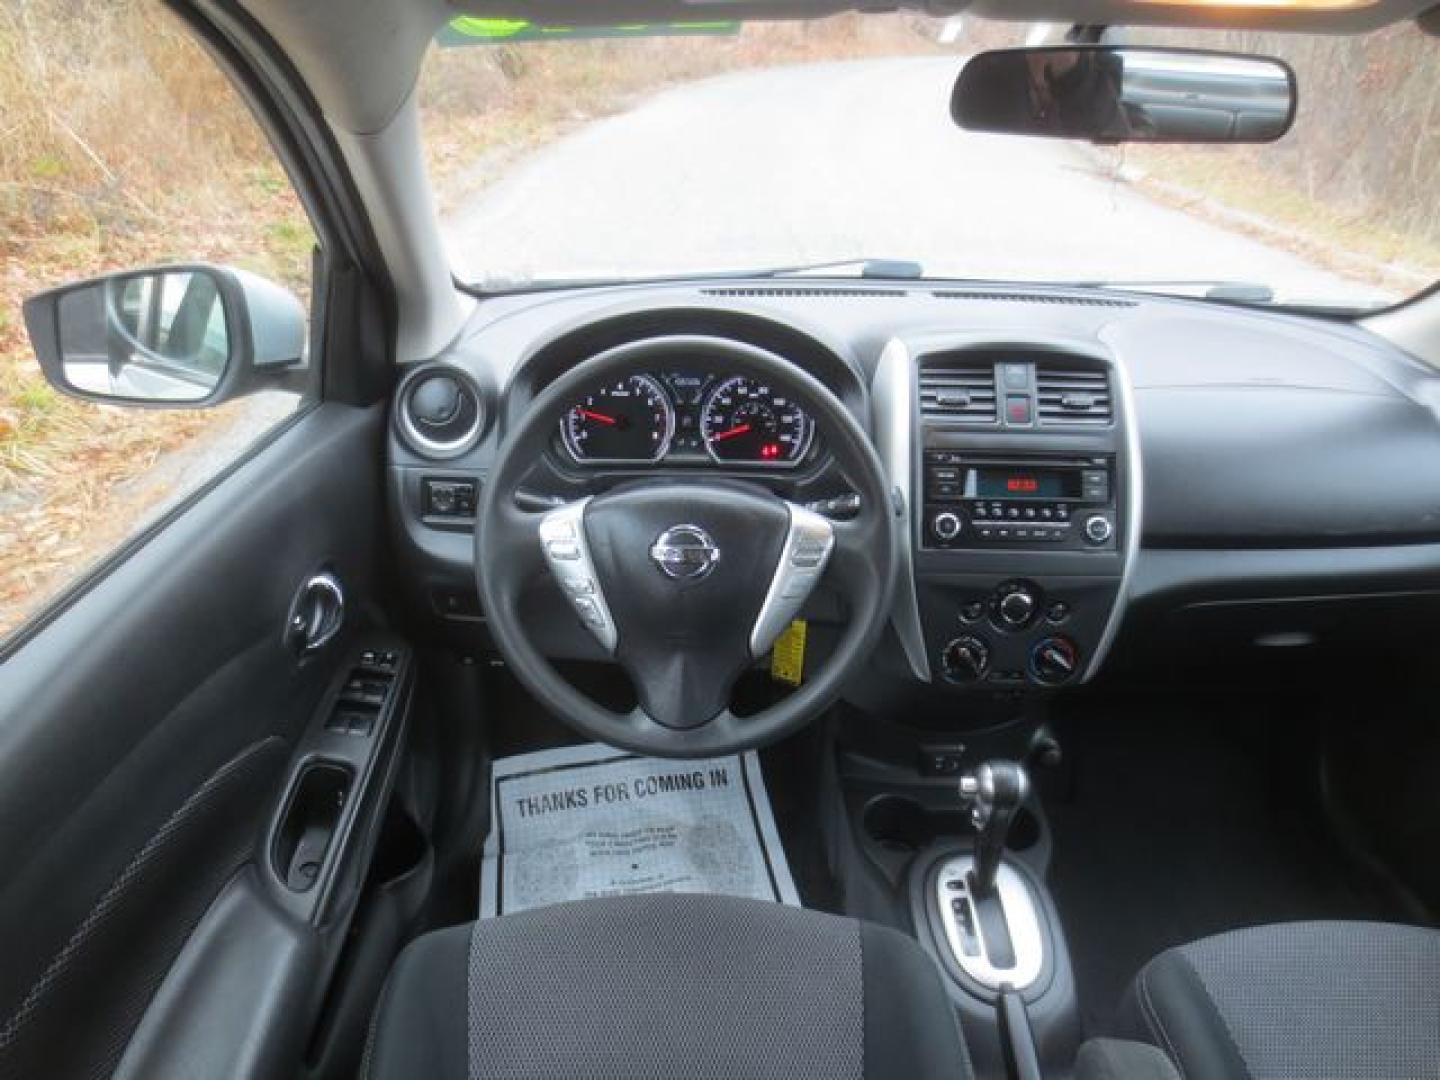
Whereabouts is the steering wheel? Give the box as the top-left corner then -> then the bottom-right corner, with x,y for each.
475,335 -> 898,758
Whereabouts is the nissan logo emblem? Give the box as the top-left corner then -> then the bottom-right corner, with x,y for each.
649,524 -> 721,581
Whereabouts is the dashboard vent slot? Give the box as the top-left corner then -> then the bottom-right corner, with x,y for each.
1035,365 -> 1113,426
933,290 -> 1137,309
699,286 -> 907,299
918,361 -> 998,424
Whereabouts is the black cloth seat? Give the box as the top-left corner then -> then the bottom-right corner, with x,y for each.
364,893 -> 971,1080
1118,920 -> 1440,1080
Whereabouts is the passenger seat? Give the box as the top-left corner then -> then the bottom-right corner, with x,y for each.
1104,921 -> 1440,1079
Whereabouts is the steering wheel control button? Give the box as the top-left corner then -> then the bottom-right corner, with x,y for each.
993,582 -> 1039,632
1083,514 -> 1114,545
558,575 -> 595,596
932,511 -> 963,541
750,505 -> 835,657
649,524 -> 721,580
1030,636 -> 1081,686
791,536 -> 830,568
941,635 -> 991,684
537,499 -> 617,654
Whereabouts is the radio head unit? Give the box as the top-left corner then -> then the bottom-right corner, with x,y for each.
924,452 -> 1117,550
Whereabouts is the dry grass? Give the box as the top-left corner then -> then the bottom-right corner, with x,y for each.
0,0 -> 314,633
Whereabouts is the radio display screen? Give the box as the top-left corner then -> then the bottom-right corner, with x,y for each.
973,467 -> 1077,500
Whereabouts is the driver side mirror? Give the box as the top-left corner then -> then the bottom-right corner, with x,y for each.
22,264 -> 307,407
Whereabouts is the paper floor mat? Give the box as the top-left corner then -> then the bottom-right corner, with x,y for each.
480,742 -> 800,918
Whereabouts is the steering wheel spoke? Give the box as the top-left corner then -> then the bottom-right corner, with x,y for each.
749,502 -> 836,658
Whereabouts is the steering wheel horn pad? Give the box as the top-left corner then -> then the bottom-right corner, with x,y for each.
584,481 -> 788,729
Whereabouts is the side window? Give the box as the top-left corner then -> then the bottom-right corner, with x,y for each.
0,2 -> 318,642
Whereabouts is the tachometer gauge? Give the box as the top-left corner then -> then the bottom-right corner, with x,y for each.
701,377 -> 815,466
562,375 -> 674,463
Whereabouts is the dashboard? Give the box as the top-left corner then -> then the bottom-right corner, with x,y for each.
559,371 -> 818,467
384,281 -> 1440,701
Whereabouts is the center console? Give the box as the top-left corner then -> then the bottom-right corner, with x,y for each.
874,333 -> 1140,692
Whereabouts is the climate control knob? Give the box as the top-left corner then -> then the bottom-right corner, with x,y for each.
994,583 -> 1038,631
941,635 -> 991,684
1083,514 -> 1114,545
1030,636 -> 1081,686
933,512 -> 963,541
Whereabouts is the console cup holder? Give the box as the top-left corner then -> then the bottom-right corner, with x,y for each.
862,794 -> 1039,855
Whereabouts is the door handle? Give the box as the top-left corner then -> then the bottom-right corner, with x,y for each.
285,571 -> 345,656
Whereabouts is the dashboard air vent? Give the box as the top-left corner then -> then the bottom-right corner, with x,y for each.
396,364 -> 485,458
699,287 -> 906,299
918,361 -> 998,424
1035,364 -> 1113,426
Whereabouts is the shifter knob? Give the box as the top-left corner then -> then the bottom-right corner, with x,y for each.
959,761 -> 1030,897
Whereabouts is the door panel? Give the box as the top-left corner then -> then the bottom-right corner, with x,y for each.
0,403 -> 382,1079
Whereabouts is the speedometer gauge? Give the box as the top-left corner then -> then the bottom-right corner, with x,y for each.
701,377 -> 815,466
562,375 -> 674,463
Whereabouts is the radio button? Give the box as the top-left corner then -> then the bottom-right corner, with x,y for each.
933,512 -> 963,541
1084,515 -> 1114,545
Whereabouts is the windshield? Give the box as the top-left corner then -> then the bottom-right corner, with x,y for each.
418,17 -> 1439,309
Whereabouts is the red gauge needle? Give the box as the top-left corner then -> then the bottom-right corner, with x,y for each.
710,423 -> 752,442
576,408 -> 618,426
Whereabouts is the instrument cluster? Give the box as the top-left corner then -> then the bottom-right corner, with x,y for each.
560,371 -> 817,468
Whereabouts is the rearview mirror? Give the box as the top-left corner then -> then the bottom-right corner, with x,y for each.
952,47 -> 1296,144
22,264 -> 307,407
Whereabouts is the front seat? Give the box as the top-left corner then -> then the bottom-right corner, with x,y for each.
364,893 -> 972,1079
1118,920 -> 1440,1079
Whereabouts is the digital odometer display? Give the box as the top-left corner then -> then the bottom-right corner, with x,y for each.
561,375 -> 674,462
700,377 -> 815,465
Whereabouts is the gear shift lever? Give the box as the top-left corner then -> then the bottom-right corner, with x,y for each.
959,760 -> 1030,897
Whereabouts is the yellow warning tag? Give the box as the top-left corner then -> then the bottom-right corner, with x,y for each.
770,619 -> 807,687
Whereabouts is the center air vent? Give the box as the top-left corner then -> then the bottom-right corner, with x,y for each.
918,361 -> 998,424
1035,364 -> 1113,426
397,364 -> 485,458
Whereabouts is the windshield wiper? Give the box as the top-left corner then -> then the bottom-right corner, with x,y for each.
1074,279 -> 1276,304
461,257 -> 929,297
768,257 -> 926,281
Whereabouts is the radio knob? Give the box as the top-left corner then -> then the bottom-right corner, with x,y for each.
1030,636 -> 1080,686
1083,514 -> 1114,545
941,634 -> 991,684
933,512 -> 963,541
995,584 -> 1038,630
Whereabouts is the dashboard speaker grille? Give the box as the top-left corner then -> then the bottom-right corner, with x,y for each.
932,290 -> 1137,308
699,286 -> 907,299
1035,364 -> 1113,426
918,361 -> 998,424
